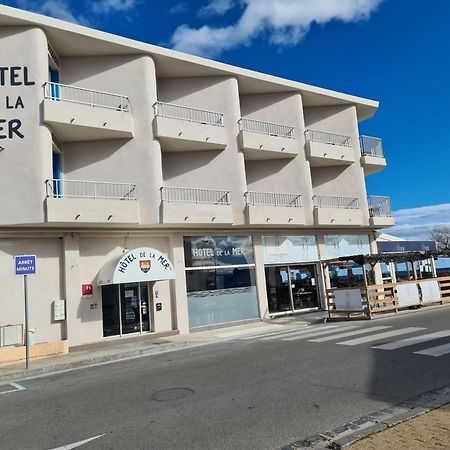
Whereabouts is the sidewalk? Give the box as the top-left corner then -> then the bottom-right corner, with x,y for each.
347,403 -> 450,449
0,317 -> 310,383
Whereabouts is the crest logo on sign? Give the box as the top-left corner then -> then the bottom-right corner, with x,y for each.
139,259 -> 151,273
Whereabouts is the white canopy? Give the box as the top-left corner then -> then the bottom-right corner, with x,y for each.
97,247 -> 176,286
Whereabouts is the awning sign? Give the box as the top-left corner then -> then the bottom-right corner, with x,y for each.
98,247 -> 176,286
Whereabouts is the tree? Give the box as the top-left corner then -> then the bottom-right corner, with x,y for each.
430,225 -> 450,249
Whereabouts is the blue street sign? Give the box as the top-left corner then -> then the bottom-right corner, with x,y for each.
15,255 -> 36,276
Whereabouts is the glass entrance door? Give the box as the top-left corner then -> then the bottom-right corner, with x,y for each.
265,264 -> 319,314
102,282 -> 152,337
290,265 -> 319,310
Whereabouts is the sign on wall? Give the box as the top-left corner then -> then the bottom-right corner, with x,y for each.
97,247 -> 176,286
15,255 -> 36,275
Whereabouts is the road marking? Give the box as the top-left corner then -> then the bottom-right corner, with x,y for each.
50,434 -> 105,450
337,327 -> 426,346
281,325 -> 362,341
309,326 -> 392,342
240,327 -> 310,340
415,342 -> 450,357
373,330 -> 450,350
215,325 -> 285,338
260,325 -> 339,341
0,382 -> 26,395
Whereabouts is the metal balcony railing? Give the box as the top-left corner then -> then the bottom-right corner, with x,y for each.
245,191 -> 302,207
368,195 -> 392,217
313,195 -> 360,209
360,135 -> 384,158
160,186 -> 230,205
154,101 -> 224,127
43,82 -> 130,112
239,118 -> 295,139
305,129 -> 352,147
45,179 -> 137,200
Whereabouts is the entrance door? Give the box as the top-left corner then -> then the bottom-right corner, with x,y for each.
102,282 -> 152,337
265,266 -> 292,314
290,265 -> 319,310
265,264 -> 320,314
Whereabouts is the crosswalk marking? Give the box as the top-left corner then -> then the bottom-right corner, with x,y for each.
240,327 -> 309,340
373,330 -> 450,351
260,325 -> 343,341
309,326 -> 392,342
415,342 -> 450,357
337,327 -> 426,346
280,325 -> 362,342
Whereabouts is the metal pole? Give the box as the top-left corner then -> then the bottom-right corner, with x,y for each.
24,274 -> 30,369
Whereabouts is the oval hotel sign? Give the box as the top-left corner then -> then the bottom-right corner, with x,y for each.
98,247 -> 176,286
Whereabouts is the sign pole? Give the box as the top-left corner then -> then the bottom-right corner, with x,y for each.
24,274 -> 29,370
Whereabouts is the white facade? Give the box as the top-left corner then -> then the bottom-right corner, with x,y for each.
0,5 -> 394,362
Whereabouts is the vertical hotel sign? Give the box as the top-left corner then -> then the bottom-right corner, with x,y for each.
0,66 -> 35,145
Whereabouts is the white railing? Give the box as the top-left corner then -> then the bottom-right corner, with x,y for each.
245,191 -> 302,207
160,186 -> 230,205
313,195 -> 360,209
368,195 -> 392,217
239,118 -> 295,139
46,179 -> 137,200
305,129 -> 352,147
43,82 -> 130,112
360,135 -> 383,158
154,101 -> 224,127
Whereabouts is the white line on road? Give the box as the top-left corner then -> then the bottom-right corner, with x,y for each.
309,326 -> 392,342
415,342 -> 450,357
215,325 -> 286,338
373,330 -> 450,351
0,382 -> 26,395
50,434 -> 105,450
259,325 -> 339,341
280,325 -> 362,341
240,327 -> 311,340
337,327 -> 426,346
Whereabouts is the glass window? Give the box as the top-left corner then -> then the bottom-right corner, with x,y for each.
184,236 -> 254,268
380,261 -> 392,283
262,235 -> 319,264
435,257 -> 450,277
328,263 -> 374,288
325,235 -> 371,259
395,261 -> 414,281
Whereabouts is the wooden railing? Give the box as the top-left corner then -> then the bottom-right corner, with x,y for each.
326,276 -> 450,320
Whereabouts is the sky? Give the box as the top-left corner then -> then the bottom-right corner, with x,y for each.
2,0 -> 449,240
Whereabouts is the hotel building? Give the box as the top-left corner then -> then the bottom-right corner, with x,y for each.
0,5 -> 394,358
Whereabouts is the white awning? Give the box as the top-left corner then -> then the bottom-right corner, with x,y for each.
97,247 -> 176,286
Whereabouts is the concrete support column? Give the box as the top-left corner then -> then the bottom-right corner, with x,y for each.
253,233 -> 269,320
63,233 -> 82,346
169,234 -> 189,334
316,233 -> 329,309
369,232 -> 383,285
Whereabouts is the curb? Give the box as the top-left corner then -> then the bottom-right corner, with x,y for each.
280,384 -> 450,449
0,340 -> 205,384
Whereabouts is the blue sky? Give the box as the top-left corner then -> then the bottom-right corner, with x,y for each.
3,0 -> 450,239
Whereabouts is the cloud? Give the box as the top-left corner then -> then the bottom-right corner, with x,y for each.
16,0 -> 85,24
170,0 -> 384,57
198,0 -> 235,17
389,203 -> 450,240
91,0 -> 137,14
169,2 -> 189,15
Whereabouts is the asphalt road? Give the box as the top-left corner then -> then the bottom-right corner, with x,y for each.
1,307 -> 450,450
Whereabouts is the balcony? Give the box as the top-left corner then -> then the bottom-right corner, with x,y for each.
160,186 -> 233,225
239,118 -> 298,160
43,82 -> 133,141
368,195 -> 395,228
45,179 -> 140,224
305,130 -> 355,166
245,191 -> 305,226
313,195 -> 364,226
360,136 -> 386,174
153,102 -> 227,151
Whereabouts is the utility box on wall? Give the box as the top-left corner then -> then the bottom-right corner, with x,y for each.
53,299 -> 66,321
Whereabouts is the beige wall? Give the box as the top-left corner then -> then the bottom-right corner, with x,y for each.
158,76 -> 248,224
0,27 -> 52,225
0,237 -> 65,344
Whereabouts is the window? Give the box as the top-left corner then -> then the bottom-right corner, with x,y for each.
328,263 -> 374,288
